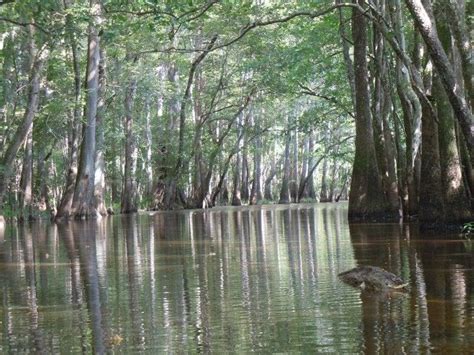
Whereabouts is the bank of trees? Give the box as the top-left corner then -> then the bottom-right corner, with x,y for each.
0,0 -> 472,225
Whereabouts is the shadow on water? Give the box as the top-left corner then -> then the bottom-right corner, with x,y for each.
0,203 -> 472,353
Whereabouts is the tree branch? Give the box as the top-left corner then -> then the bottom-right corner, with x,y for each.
175,35 -> 219,173
0,17 -> 50,34
298,82 -> 355,118
181,0 -> 220,22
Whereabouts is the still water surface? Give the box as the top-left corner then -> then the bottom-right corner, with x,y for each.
0,203 -> 472,353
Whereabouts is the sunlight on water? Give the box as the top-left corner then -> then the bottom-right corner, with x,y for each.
0,203 -> 472,353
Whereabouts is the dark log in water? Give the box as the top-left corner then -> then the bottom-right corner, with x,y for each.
338,266 -> 408,292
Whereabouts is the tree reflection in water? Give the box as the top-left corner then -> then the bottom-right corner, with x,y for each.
0,204 -> 471,353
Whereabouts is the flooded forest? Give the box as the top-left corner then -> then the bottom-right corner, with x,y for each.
0,0 -> 473,353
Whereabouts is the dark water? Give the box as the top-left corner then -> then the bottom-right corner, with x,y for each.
0,203 -> 472,354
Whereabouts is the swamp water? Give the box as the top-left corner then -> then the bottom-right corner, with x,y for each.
0,203 -> 472,353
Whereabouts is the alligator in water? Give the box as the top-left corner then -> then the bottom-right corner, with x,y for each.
338,266 -> 409,292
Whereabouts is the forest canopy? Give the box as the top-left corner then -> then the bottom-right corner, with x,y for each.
0,0 -> 472,225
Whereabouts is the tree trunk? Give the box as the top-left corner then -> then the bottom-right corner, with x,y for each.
431,7 -> 472,221
210,132 -> 244,206
419,96 -> 445,225
307,134 -> 317,199
164,36 -> 217,209
264,143 -> 282,201
94,47 -> 107,216
19,130 -> 33,221
336,0 -> 356,108
249,112 -> 263,205
0,35 -> 17,154
37,148 -> 53,215
389,0 -> 422,216
434,74 -> 471,221
320,158 -> 329,202
348,0 -> 392,221
232,113 -> 244,206
121,71 -> 138,214
372,11 -> 401,214
71,0 -> 101,218
0,24 -> 45,214
290,129 -> 299,202
241,149 -> 249,202
231,152 -> 242,206
445,0 -> 473,109
328,157 -> 338,202
144,98 -> 153,199
290,129 -> 298,202
297,136 -> 310,201
279,127 -> 291,204
150,63 -> 176,210
381,73 -> 401,214
191,66 -> 205,207
264,159 -> 277,201
320,128 -> 332,203
405,0 -> 474,167
56,3 -> 82,219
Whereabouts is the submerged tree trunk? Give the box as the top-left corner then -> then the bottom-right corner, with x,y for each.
71,0 -> 101,218
348,0 -> 393,221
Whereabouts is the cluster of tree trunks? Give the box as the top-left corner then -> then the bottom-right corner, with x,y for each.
0,0 -> 471,228
346,0 -> 473,225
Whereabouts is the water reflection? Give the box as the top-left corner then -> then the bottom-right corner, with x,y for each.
0,204 -> 472,353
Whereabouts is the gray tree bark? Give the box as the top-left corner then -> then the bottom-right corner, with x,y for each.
348,0 -> 393,221
432,3 -> 472,220
389,0 -> 422,216
56,2 -> 82,219
71,0 -> 101,218
405,0 -> 474,167
121,57 -> 138,214
94,47 -> 107,216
